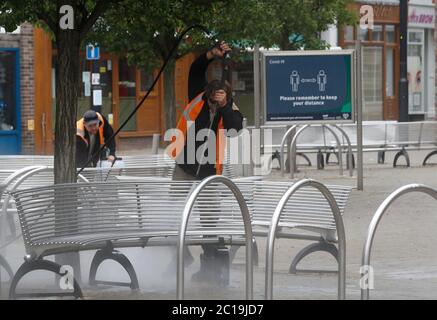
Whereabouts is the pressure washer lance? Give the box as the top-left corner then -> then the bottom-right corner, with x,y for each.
103,157 -> 119,182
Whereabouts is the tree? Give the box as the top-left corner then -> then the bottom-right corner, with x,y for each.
91,0 -> 355,131
0,0 -> 126,184
254,0 -> 356,50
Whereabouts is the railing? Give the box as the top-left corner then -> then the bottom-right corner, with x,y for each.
177,175 -> 254,300
280,124 -> 346,179
264,179 -> 346,300
361,184 -> 437,300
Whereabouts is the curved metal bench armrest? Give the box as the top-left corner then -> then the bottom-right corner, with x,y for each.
177,175 -> 253,300
265,179 -> 346,300
361,184 -> 437,300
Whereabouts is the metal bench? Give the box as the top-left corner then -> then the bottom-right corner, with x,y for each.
8,177 -> 253,299
6,174 -> 350,300
270,121 -> 437,175
0,156 -> 53,170
229,179 -> 351,299
114,175 -> 351,299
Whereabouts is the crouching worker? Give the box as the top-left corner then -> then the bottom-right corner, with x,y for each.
76,110 -> 117,168
168,42 -> 243,284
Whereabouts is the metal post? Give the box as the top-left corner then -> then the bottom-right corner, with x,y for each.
243,118 -> 254,176
254,45 -> 261,130
399,0 -> 409,122
151,134 -> 160,155
331,124 -> 354,177
253,45 -> 262,176
289,125 -> 310,179
356,42 -> 364,191
288,127 -> 296,173
280,125 -> 298,177
323,125 -> 344,177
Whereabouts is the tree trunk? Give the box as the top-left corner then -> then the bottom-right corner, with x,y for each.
53,30 -> 82,283
163,60 -> 177,131
54,31 -> 81,184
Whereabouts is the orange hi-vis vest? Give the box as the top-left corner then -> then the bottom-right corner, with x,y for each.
76,112 -> 105,147
170,92 -> 226,175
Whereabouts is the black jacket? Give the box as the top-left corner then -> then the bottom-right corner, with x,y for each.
176,53 -> 243,179
76,114 -> 116,168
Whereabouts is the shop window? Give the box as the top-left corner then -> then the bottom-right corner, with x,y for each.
77,59 -> 114,119
344,26 -> 354,41
408,30 -> 424,114
386,48 -> 395,97
408,31 -> 423,43
358,28 -> 369,41
118,58 -> 137,131
232,57 -> 255,125
386,25 -> 396,43
140,68 -> 155,94
372,25 -> 383,41
362,46 -> 383,120
51,56 -> 114,125
0,51 -> 17,131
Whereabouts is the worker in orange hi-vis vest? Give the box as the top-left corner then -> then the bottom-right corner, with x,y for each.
167,42 -> 243,284
76,110 -> 116,168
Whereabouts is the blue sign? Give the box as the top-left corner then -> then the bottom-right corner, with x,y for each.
86,44 -> 100,60
263,50 -> 354,123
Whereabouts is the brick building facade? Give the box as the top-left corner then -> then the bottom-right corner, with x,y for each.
19,23 -> 35,154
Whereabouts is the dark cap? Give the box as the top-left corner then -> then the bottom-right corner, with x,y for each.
83,110 -> 99,125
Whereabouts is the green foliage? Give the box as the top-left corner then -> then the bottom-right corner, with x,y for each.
90,0 -> 357,69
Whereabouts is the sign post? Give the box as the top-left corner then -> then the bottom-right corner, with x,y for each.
356,43 -> 364,191
86,44 -> 102,113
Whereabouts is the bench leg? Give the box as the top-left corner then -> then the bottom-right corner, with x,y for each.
9,259 -> 83,300
89,246 -> 139,290
377,150 -> 385,164
423,150 -> 437,166
326,148 -> 339,165
229,238 -> 259,267
272,150 -> 281,170
6,211 -> 17,239
346,152 -> 355,170
317,150 -> 325,170
393,147 -> 411,168
296,153 -> 312,167
289,241 -> 339,274
0,253 -> 14,283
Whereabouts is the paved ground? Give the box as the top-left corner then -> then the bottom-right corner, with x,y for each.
2,149 -> 437,300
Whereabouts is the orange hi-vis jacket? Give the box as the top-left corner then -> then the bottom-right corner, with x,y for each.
169,92 -> 226,175
76,112 -> 105,147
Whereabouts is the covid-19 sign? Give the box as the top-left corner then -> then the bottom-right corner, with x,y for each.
262,50 -> 355,124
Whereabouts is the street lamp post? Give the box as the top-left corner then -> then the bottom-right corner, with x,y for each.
399,0 -> 409,122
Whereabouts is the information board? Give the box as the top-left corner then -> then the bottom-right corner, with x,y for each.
262,50 -> 355,124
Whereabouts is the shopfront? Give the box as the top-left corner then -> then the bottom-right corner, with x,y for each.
34,28 -> 197,154
340,1 -> 400,121
0,48 -> 21,154
407,0 -> 435,120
